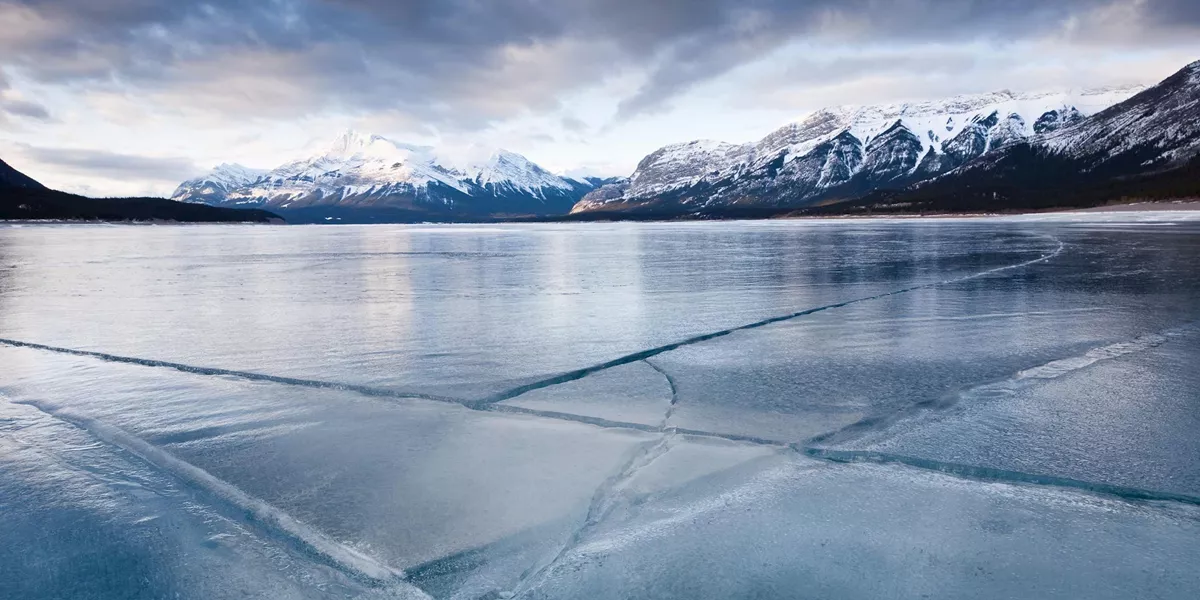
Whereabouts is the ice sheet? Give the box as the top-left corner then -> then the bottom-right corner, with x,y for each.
0,346 -> 652,578
0,397 -> 421,599
818,326 -> 1200,498
3,217 -> 1199,599
517,454 -> 1200,600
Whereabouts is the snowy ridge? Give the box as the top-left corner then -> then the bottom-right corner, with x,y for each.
904,58 -> 1200,211
470,149 -> 576,197
1040,62 -> 1200,166
174,163 -> 267,198
574,85 -> 1145,213
172,130 -> 593,217
241,131 -> 473,204
827,87 -> 1141,155
200,163 -> 268,188
626,140 -> 755,198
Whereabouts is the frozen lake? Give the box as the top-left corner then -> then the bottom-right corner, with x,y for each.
2,215 -> 1199,599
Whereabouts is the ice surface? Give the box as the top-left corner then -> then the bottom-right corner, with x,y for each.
517,454 -> 1200,600
2,217 -> 1200,599
0,346 -> 652,575
0,396 -> 422,599
820,328 -> 1200,498
0,222 -> 1054,399
501,360 -> 674,427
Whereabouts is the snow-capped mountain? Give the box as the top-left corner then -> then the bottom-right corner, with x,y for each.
572,86 -> 1145,214
1042,62 -> 1200,169
173,163 -> 267,205
853,59 -> 1200,213
472,149 -> 579,196
173,131 -> 597,221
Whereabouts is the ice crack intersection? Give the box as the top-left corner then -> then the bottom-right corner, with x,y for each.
512,360 -> 682,596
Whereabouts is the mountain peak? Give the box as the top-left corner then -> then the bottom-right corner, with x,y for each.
193,163 -> 266,185
471,148 -> 575,193
212,162 -> 264,175
486,148 -> 532,166
1181,59 -> 1200,85
325,129 -> 388,156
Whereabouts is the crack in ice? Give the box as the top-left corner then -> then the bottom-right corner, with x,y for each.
0,233 -> 1065,422
643,358 -> 680,429
807,319 -> 1200,449
0,338 -> 468,406
480,235 -> 1067,407
510,360 -> 687,597
800,447 -> 1200,507
9,398 -> 425,591
513,435 -> 677,595
11,233 -> 1171,522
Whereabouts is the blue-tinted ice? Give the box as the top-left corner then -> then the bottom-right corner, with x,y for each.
2,215 -> 1199,599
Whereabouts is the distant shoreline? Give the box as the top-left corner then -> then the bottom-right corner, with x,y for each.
1064,200 -> 1200,212
4,200 -> 1198,225
775,199 -> 1200,221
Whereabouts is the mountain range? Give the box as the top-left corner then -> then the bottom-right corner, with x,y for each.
18,57 -> 1199,223
572,60 -> 1200,218
571,87 -> 1145,216
839,59 -> 1200,215
175,61 -> 1199,222
172,132 -> 615,223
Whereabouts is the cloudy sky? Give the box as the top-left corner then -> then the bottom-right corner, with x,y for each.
0,0 -> 1198,197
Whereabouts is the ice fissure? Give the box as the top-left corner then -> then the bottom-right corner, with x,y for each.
0,338 -> 468,405
481,235 -> 1065,406
808,319 -> 1200,449
800,448 -> 1200,506
8,398 -> 424,589
511,360 -> 686,596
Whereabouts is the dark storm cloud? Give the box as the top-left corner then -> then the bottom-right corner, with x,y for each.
0,0 -> 1196,125
14,143 -> 199,182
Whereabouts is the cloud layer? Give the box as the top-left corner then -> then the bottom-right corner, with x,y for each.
3,0 -> 1198,125
0,70 -> 50,123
